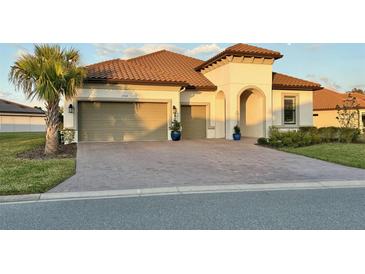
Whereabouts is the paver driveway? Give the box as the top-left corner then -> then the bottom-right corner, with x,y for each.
50,139 -> 365,192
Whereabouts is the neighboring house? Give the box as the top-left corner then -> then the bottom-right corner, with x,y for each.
64,43 -> 322,142
313,88 -> 365,131
0,99 -> 45,132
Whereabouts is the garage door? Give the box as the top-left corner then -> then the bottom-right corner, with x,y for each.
181,105 -> 207,139
78,102 -> 168,142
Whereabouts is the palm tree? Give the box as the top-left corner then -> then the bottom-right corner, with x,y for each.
9,44 -> 85,155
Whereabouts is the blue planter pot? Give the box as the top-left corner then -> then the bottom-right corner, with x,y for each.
171,131 -> 181,141
233,133 -> 241,141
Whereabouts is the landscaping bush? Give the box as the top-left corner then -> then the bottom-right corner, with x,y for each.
356,134 -> 365,144
61,129 -> 76,144
299,126 -> 318,134
338,127 -> 361,143
318,127 -> 340,142
257,137 -> 268,145
265,126 -> 359,148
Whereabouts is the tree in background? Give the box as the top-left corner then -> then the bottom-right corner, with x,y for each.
9,44 -> 85,155
336,93 -> 360,128
347,88 -> 365,95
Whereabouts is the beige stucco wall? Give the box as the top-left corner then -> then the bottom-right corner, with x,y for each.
64,84 -> 181,141
203,61 -> 273,138
0,114 -> 45,132
313,110 -> 340,128
314,109 -> 365,130
272,89 -> 313,129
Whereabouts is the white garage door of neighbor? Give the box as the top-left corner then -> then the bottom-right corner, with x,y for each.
78,102 -> 168,142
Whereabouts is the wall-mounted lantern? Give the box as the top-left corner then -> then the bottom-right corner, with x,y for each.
172,105 -> 177,120
68,104 -> 74,113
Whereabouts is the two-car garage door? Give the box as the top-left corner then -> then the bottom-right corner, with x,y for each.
78,102 -> 207,142
78,102 -> 168,142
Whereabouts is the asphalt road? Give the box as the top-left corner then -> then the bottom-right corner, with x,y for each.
1,187 -> 365,229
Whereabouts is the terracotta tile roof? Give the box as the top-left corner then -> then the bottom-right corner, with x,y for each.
272,72 -> 322,91
313,88 -> 365,110
195,43 -> 283,71
0,98 -> 45,115
85,50 -> 217,90
85,44 -> 321,92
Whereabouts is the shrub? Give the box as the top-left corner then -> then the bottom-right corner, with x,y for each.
233,125 -> 241,134
169,120 -> 181,131
299,126 -> 318,134
257,137 -> 268,145
318,127 -> 340,142
61,129 -> 75,144
267,126 -> 360,148
356,134 -> 365,144
338,127 -> 361,143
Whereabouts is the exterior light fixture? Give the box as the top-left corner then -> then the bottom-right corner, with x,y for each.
68,104 -> 74,113
172,105 -> 177,120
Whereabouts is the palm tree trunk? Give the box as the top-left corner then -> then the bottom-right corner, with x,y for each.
45,102 -> 60,155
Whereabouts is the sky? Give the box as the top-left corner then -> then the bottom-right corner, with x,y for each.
1,43 -> 365,107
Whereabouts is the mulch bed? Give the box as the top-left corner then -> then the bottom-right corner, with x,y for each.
17,143 -> 77,160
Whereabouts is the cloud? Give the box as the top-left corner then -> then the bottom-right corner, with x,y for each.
9,44 -> 30,58
306,74 -> 342,91
304,44 -> 322,51
94,43 -> 184,59
123,44 -> 184,58
93,43 -> 223,60
0,89 -> 12,98
351,83 -> 365,89
185,44 -> 222,57
15,49 -> 28,57
93,43 -> 125,57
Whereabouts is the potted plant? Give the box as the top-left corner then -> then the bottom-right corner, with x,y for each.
233,125 -> 241,140
170,119 -> 182,141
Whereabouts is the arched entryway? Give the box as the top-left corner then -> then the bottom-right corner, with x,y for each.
239,88 -> 266,138
215,91 -> 226,138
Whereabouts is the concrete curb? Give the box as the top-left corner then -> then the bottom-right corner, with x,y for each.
2,180 -> 365,204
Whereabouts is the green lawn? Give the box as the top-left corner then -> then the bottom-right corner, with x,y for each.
281,143 -> 365,169
0,132 -> 75,195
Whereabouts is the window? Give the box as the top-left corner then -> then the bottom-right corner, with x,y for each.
362,113 -> 365,128
284,96 -> 296,124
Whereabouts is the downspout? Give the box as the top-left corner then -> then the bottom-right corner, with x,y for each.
177,86 -> 186,120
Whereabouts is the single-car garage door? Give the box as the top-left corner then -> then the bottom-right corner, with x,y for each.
181,105 -> 207,139
78,102 -> 168,142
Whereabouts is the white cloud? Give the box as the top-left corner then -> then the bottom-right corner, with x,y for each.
93,43 -> 125,57
123,44 -> 184,58
94,43 -> 223,60
351,84 -> 365,89
0,89 -> 45,107
15,49 -> 28,58
0,89 -> 12,98
305,43 -> 322,51
306,74 -> 342,91
185,43 -> 222,57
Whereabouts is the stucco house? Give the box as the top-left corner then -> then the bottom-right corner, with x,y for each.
0,98 -> 45,132
313,88 -> 365,131
64,43 -> 322,142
